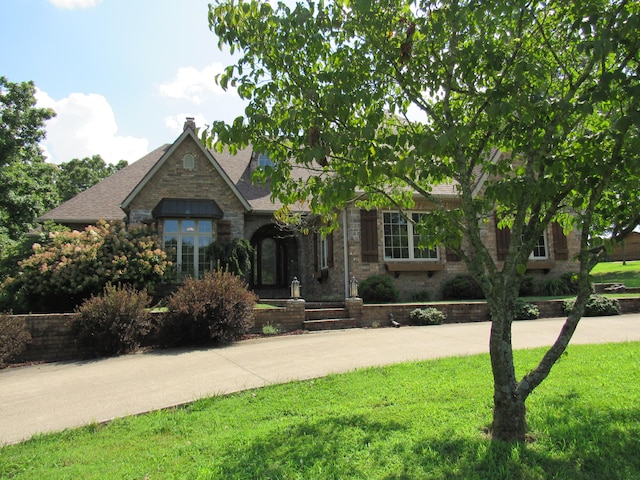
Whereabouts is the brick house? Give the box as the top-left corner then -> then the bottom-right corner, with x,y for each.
40,118 -> 580,300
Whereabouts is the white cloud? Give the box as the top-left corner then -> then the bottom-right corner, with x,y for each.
48,0 -> 101,9
35,89 -> 149,164
157,63 -> 229,104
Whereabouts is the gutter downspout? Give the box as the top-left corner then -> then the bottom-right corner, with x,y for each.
343,208 -> 350,298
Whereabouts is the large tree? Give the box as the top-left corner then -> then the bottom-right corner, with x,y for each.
208,0 -> 640,442
0,77 -> 58,241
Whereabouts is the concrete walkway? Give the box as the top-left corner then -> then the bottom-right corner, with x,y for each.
1,314 -> 640,445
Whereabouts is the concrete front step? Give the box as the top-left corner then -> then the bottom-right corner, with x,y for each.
303,318 -> 357,331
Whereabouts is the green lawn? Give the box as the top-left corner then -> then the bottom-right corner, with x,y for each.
591,260 -> 640,288
2,342 -> 639,479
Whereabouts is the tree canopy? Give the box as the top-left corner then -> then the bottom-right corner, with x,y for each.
208,0 -> 640,441
57,155 -> 128,202
0,76 -> 58,242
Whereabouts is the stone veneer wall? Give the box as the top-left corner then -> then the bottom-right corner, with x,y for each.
8,298 -> 640,365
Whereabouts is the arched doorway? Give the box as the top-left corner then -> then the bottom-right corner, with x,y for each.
250,225 -> 299,297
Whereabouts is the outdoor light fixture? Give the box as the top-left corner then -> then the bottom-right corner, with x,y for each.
290,277 -> 301,299
349,276 -> 359,298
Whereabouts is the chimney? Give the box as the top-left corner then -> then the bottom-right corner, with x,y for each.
183,117 -> 196,131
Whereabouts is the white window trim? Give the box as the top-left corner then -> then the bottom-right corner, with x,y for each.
319,235 -> 330,269
529,231 -> 549,260
383,211 -> 440,261
163,219 -> 212,279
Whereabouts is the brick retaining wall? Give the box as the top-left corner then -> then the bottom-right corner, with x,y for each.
7,298 -> 640,365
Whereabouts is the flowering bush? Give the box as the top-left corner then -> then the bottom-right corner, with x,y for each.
1,220 -> 171,312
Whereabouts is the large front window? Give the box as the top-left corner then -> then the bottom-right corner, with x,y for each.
383,212 -> 439,260
163,219 -> 212,279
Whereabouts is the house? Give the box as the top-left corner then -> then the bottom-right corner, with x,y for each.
39,118 -> 580,300
606,231 -> 640,262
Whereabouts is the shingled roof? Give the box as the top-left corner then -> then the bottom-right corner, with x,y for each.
38,126 -> 484,226
38,144 -> 171,224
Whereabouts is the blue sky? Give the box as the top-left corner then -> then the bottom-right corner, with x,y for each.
2,0 -> 247,164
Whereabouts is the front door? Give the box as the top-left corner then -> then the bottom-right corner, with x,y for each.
251,225 -> 298,297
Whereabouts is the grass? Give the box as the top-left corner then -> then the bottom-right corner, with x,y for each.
1,342 -> 639,479
591,260 -> 640,288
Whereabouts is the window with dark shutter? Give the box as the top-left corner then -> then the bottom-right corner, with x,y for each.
495,215 -> 511,261
552,222 -> 569,260
360,209 -> 379,263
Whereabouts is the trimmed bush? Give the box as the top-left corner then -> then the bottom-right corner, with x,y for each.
359,275 -> 399,303
513,298 -> 539,320
162,270 -> 257,346
71,284 -> 153,357
563,294 -> 621,317
0,314 -> 32,367
409,307 -> 446,326
441,275 -> 485,300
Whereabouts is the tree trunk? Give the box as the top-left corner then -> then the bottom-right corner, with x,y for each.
492,385 -> 527,442
488,290 -> 528,442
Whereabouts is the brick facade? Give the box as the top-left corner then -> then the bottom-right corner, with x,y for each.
300,205 -> 582,302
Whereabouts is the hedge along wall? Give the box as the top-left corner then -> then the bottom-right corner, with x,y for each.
9,298 -> 640,364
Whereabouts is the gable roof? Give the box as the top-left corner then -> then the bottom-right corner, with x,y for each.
38,144 -> 170,224
120,128 -> 252,212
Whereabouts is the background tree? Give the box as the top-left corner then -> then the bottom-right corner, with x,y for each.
208,0 -> 640,442
57,155 -> 128,202
0,76 -> 58,242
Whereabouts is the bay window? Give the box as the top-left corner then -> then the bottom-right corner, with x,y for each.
163,219 -> 212,279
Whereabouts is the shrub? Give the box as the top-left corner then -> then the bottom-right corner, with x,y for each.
513,298 -> 539,320
560,272 -> 580,294
1,220 -> 171,313
518,275 -> 536,297
262,323 -> 280,335
0,314 -> 32,367
359,275 -> 399,303
162,270 -> 257,346
70,284 -> 153,357
411,290 -> 432,302
409,307 -> 446,326
538,277 -> 572,296
206,238 -> 253,277
441,275 -> 485,300
563,295 -> 621,317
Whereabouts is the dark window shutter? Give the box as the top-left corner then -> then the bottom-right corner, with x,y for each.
552,222 -> 569,260
446,248 -> 461,262
360,209 -> 379,263
495,215 -> 511,261
313,232 -> 319,272
327,232 -> 334,268
217,220 -> 231,242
